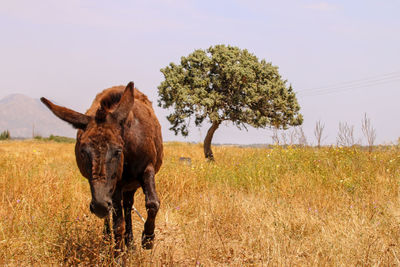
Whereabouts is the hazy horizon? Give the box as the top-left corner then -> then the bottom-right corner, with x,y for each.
1,0 -> 399,145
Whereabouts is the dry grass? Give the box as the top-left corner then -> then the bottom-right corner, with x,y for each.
1,140 -> 400,266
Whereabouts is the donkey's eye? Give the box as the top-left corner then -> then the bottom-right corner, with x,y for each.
80,149 -> 89,158
114,149 -> 122,157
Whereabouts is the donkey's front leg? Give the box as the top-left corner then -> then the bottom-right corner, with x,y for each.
112,189 -> 125,252
123,190 -> 137,249
141,165 -> 160,249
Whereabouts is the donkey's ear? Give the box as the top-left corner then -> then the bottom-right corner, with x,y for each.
112,81 -> 135,123
40,97 -> 90,129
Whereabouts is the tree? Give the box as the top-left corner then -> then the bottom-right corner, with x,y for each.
288,128 -> 297,146
271,127 -> 298,146
158,45 -> 303,160
314,120 -> 326,148
271,127 -> 280,145
336,122 -> 355,147
361,113 -> 376,152
295,126 -> 308,146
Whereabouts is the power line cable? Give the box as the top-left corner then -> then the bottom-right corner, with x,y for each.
299,77 -> 400,97
297,71 -> 400,97
299,76 -> 400,95
298,71 -> 400,93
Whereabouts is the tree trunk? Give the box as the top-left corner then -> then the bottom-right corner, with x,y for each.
203,121 -> 220,161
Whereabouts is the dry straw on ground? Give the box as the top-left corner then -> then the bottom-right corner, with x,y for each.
0,141 -> 400,266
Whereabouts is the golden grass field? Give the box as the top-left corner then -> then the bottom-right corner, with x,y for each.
1,140 -> 400,266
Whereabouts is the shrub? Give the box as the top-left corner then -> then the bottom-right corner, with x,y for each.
0,130 -> 10,140
33,135 -> 43,140
48,135 -> 75,143
34,134 -> 75,143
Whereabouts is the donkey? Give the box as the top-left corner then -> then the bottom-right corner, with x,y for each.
41,82 -> 163,250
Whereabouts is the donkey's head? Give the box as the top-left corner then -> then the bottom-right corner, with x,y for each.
41,82 -> 135,218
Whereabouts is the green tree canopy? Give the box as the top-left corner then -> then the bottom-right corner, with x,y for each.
158,44 -> 303,160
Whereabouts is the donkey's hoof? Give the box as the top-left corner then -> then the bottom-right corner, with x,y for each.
125,233 -> 136,250
141,232 -> 155,249
126,241 -> 136,251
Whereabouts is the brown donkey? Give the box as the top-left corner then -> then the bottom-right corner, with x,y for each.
41,82 -> 163,251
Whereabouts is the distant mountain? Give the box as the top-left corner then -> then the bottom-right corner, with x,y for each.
0,94 -> 76,138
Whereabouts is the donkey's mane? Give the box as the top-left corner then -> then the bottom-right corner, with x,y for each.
86,86 -> 154,120
101,92 -> 123,110
94,92 -> 122,123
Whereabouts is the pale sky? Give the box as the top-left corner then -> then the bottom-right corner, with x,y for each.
1,0 -> 399,145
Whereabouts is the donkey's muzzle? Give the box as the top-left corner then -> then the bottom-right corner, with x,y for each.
89,199 -> 112,218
